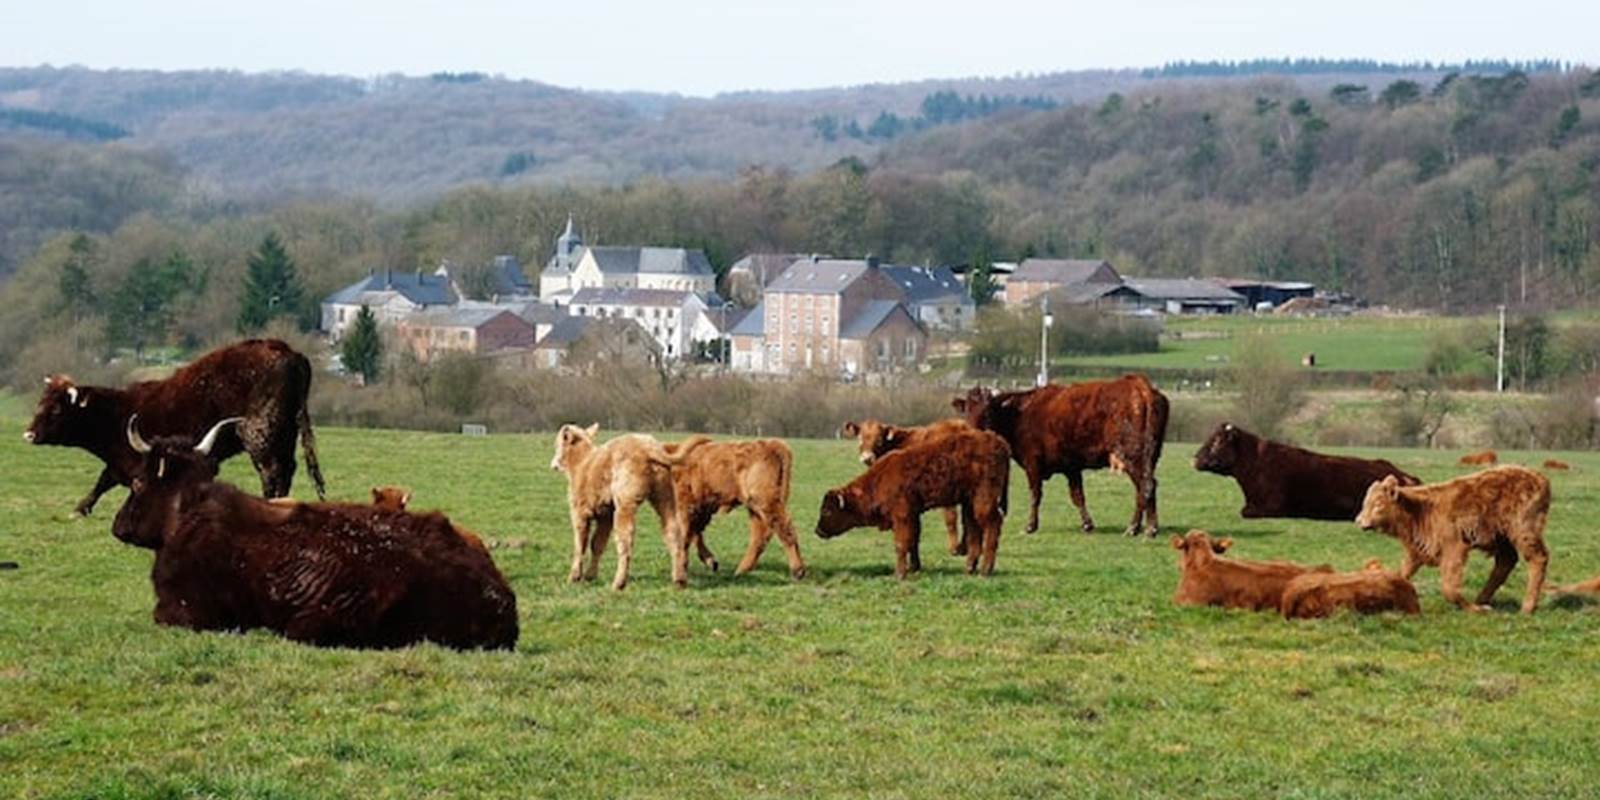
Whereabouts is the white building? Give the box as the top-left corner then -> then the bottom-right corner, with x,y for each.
540,216 -> 715,302
567,287 -> 725,360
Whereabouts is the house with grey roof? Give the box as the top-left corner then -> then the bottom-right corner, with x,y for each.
1121,278 -> 1246,314
567,287 -> 727,361
738,255 -> 928,376
538,217 -> 716,302
393,307 -> 537,362
1004,258 -> 1122,307
883,265 -> 975,330
531,316 -> 658,370
321,269 -> 459,342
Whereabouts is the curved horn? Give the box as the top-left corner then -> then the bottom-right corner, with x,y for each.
67,387 -> 79,405
126,415 -> 152,454
194,417 -> 243,456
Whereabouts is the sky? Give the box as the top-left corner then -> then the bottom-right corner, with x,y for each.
3,0 -> 1596,96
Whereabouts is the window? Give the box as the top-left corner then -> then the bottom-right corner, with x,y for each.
904,338 -> 917,359
877,339 -> 890,360
338,308 -> 347,324
460,331 -> 470,343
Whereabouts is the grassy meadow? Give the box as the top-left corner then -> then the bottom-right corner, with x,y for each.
5,397 -> 1600,798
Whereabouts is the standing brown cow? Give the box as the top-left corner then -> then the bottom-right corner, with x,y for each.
841,418 -> 970,555
658,437 -> 808,582
954,374 -> 1168,537
1356,467 -> 1551,614
23,339 -> 326,515
816,428 -> 1010,579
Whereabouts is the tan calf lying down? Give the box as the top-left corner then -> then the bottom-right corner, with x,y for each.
658,437 -> 807,582
369,486 -> 490,554
1171,530 -> 1332,611
551,424 -> 708,590
1458,450 -> 1498,466
843,419 -> 971,556
1280,559 -> 1421,619
1357,467 -> 1551,614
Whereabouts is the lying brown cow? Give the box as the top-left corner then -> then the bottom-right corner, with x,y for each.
1458,450 -> 1498,467
113,419 -> 517,650
1542,459 -> 1571,471
1280,559 -> 1421,619
955,374 -> 1168,537
24,339 -> 326,515
1170,530 -> 1332,611
658,437 -> 807,582
1357,467 -> 1551,613
550,424 -> 708,590
1193,422 -> 1419,520
817,427 -> 1010,579
842,418 -> 970,555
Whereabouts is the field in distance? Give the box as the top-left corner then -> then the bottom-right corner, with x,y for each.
3,409 -> 1600,797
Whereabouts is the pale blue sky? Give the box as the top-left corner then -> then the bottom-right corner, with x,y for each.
3,0 -> 1595,95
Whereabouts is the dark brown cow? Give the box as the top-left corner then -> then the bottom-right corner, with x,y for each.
112,419 -> 517,650
1193,422 -> 1419,521
816,428 -> 1010,579
841,418 -> 970,555
954,374 -> 1168,537
1170,530 -> 1332,611
24,339 -> 326,515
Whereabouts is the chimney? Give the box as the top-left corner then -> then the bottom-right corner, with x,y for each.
384,268 -> 392,288
865,254 -> 880,270
811,253 -> 821,263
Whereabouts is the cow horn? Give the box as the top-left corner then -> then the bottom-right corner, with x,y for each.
194,418 -> 243,456
126,415 -> 152,454
67,387 -> 79,405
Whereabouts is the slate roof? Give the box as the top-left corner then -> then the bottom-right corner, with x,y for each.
729,253 -> 809,285
570,287 -> 696,308
729,301 -> 766,336
1040,282 -> 1135,305
457,299 -> 567,327
883,265 -> 972,306
400,307 -> 519,329
1012,259 -> 1120,285
325,270 -> 457,307
766,259 -> 871,294
839,300 -> 905,339
1124,278 -> 1247,302
586,246 -> 714,276
535,316 -> 592,348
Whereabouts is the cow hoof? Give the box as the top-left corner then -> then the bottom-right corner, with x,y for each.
706,559 -> 721,573
1081,522 -> 1095,534
951,544 -> 967,556
1465,603 -> 1491,613
1124,526 -> 1140,537
673,579 -> 687,590
790,567 -> 807,581
1024,521 -> 1038,535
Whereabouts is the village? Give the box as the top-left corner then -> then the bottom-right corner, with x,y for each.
320,216 -> 1327,379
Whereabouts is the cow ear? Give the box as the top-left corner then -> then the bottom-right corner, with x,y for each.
585,423 -> 600,438
371,487 -> 383,502
842,421 -> 859,437
1223,422 -> 1233,431
951,397 -> 967,413
885,430 -> 897,444
1214,538 -> 1233,553
1169,535 -> 1185,551
401,491 -> 413,507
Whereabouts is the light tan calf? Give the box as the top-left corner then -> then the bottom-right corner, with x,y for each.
660,437 -> 806,582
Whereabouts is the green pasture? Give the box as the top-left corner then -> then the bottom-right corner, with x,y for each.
4,403 -> 1600,797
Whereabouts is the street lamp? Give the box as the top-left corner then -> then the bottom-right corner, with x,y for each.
719,301 -> 733,372
1038,296 -> 1054,387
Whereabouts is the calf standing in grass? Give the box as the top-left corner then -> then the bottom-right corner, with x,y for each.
842,418 -> 971,555
1280,559 -> 1421,619
1193,422 -> 1418,521
1356,467 -> 1551,614
816,428 -> 1009,579
1170,530 -> 1332,611
114,419 -> 517,650
658,437 -> 807,582
550,424 -> 708,590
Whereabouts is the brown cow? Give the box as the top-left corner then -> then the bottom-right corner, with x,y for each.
1356,467 -> 1551,613
1170,530 -> 1332,611
1458,450 -> 1499,467
842,418 -> 970,555
657,437 -> 807,582
1193,422 -> 1419,521
24,339 -> 326,515
954,374 -> 1168,537
1542,459 -> 1571,471
816,428 -> 1010,579
112,419 -> 517,650
550,424 -> 709,590
1280,559 -> 1422,619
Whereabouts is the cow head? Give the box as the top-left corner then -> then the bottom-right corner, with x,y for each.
111,416 -> 240,549
551,423 -> 600,472
1169,529 -> 1231,568
24,375 -> 98,446
1355,475 -> 1404,531
815,489 -> 865,539
371,486 -> 412,511
842,420 -> 903,465
1192,422 -> 1245,474
951,387 -> 996,429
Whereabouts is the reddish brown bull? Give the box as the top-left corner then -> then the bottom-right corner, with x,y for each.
816,428 -> 1010,579
841,418 -> 971,555
1193,422 -> 1419,521
954,374 -> 1168,537
24,339 -> 325,515
112,419 -> 516,650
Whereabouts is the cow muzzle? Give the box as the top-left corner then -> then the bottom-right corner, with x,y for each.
22,430 -> 35,443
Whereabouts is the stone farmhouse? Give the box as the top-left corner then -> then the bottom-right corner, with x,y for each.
393,308 -> 537,362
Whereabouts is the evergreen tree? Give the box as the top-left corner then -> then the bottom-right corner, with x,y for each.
57,233 -> 98,321
109,251 -> 198,361
340,305 -> 383,384
238,233 -> 307,333
968,248 -> 998,306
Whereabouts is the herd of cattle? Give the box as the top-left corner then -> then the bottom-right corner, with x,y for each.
15,339 -> 1593,652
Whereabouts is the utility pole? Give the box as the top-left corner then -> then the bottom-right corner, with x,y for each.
1496,304 -> 1506,393
1038,296 -> 1053,387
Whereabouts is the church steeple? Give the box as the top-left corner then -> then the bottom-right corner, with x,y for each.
555,213 -> 582,269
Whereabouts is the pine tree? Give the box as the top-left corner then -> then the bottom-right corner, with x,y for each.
237,233 -> 307,333
968,248 -> 998,306
57,233 -> 98,322
340,305 -> 383,384
109,251 -> 197,361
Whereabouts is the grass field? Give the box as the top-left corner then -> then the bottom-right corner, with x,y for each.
5,403 -> 1600,797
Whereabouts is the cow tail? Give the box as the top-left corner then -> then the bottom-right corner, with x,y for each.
1149,390 -> 1170,467
647,435 -> 712,467
775,441 -> 794,507
299,404 -> 327,500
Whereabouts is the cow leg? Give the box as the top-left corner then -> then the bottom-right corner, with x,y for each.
892,516 -> 920,580
1517,538 -> 1549,615
656,507 -> 689,589
736,511 -> 771,576
1476,542 -> 1519,608
943,506 -> 966,556
1139,472 -> 1160,537
585,516 -> 613,581
981,505 -> 1003,577
686,508 -> 719,572
1066,470 -> 1094,533
568,511 -> 593,583
1438,545 -> 1482,611
764,508 -> 808,581
610,501 -> 641,591
909,520 -> 924,573
1399,549 -> 1422,581
962,503 -> 982,575
74,468 -> 121,517
1023,463 -> 1044,534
